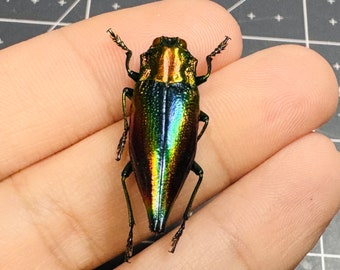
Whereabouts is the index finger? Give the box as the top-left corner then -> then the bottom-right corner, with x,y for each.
0,0 -> 242,179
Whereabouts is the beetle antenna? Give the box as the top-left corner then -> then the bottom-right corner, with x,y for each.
208,36 -> 231,58
107,28 -> 130,52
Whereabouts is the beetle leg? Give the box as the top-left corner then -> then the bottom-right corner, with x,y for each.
121,161 -> 135,262
107,28 -> 139,81
169,161 -> 203,253
197,111 -> 209,141
116,87 -> 133,161
195,36 -> 231,86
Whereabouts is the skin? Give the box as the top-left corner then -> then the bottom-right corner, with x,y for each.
0,0 -> 339,269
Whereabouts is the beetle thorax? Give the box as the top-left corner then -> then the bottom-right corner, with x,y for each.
140,46 -> 197,86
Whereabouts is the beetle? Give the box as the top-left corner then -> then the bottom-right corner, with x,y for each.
107,28 -> 230,261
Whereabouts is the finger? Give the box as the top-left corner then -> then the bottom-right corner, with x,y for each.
126,133 -> 340,269
0,126 -> 124,269
197,44 -> 338,189
0,37 -> 337,269
0,0 -> 242,179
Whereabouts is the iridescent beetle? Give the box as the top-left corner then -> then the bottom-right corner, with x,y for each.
107,28 -> 230,261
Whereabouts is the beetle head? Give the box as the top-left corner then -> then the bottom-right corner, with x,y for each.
151,36 -> 187,49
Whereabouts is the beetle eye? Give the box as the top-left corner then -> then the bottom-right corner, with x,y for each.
152,37 -> 162,46
178,38 -> 187,49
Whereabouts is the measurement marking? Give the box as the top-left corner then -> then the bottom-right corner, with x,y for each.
243,35 -> 340,46
320,236 -> 326,270
112,2 -> 120,10
274,14 -> 284,22
85,0 -> 91,19
47,0 -> 81,31
329,18 -> 338,26
0,18 -> 69,26
247,12 -> 256,20
58,0 -> 67,6
302,0 -> 310,48
308,252 -> 340,259
333,62 -> 340,71
228,0 -> 247,12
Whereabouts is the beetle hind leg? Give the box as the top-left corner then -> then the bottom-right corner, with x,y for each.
121,161 -> 135,261
169,161 -> 203,253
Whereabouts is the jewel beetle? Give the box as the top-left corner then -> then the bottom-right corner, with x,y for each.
107,28 -> 230,261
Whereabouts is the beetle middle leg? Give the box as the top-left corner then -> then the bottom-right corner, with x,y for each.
116,87 -> 133,161
121,161 -> 135,262
197,111 -> 209,141
169,161 -> 203,253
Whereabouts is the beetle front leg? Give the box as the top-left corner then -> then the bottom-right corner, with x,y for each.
107,28 -> 139,81
169,161 -> 203,253
121,161 -> 135,262
195,36 -> 231,86
116,87 -> 133,161
197,111 -> 209,141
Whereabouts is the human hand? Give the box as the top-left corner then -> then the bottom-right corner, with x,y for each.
0,1 -> 339,269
